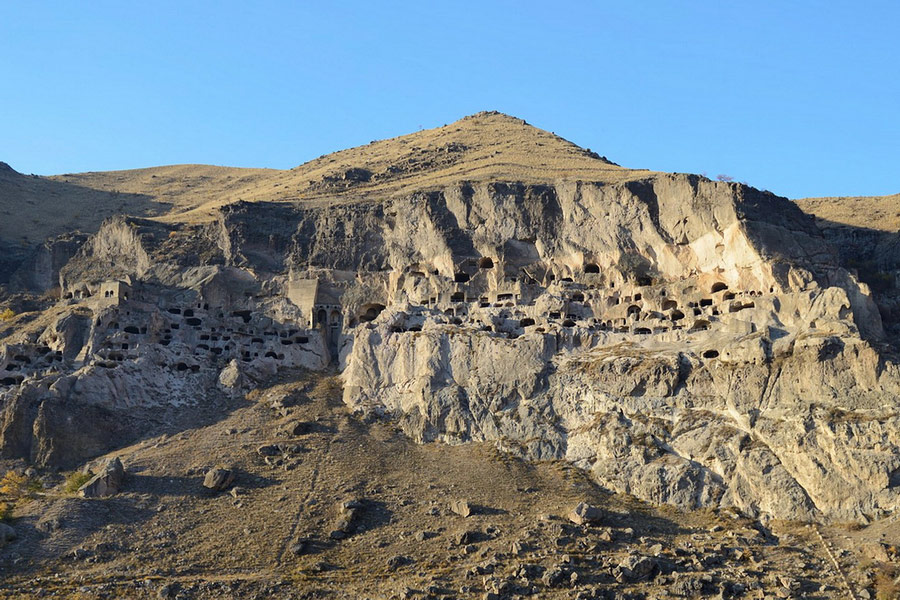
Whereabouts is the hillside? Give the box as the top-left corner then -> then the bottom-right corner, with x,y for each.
795,193 -> 900,335
2,113 -> 900,598
1,113 -> 650,240
0,370 -> 879,599
796,193 -> 900,233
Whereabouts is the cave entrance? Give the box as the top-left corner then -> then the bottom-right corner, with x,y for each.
359,304 -> 386,323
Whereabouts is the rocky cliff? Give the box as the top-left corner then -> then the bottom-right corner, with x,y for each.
796,194 -> 900,337
1,112 -> 897,522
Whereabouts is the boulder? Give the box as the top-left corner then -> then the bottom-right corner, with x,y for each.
78,457 -> 125,498
568,501 -> 603,525
217,360 -> 243,391
450,499 -> 472,517
202,466 -> 235,491
616,554 -> 658,582
455,530 -> 479,545
330,497 -> 363,539
286,421 -> 312,436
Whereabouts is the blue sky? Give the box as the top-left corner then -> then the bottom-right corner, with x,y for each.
1,1 -> 897,198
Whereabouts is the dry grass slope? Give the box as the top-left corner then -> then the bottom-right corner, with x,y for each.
0,112 -> 657,240
796,193 -> 900,232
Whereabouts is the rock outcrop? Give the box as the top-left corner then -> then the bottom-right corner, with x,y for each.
78,457 -> 125,497
1,112 -> 897,522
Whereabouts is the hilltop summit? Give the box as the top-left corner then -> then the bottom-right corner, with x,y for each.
288,111 -> 629,197
0,113 -> 652,241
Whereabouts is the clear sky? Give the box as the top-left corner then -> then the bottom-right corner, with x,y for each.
1,1 -> 897,199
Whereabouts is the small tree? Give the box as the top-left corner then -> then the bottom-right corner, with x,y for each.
716,174 -> 734,182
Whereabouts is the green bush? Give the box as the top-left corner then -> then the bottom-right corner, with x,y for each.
64,471 -> 93,494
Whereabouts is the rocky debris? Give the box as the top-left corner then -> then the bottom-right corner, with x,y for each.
288,540 -> 307,555
454,530 -> 480,545
541,565 -> 569,587
386,554 -> 413,570
256,443 -> 303,462
256,444 -> 281,457
320,167 -> 373,188
0,365 -> 881,599
267,390 -> 304,413
330,498 -> 364,539
157,583 -> 179,599
78,457 -> 125,498
615,554 -> 660,583
670,573 -> 705,597
202,466 -> 235,492
450,499 -> 472,517
284,421 -> 311,436
37,515 -> 64,533
568,501 -> 603,525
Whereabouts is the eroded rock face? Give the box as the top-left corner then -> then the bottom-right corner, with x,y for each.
344,307 -> 900,521
0,117 -> 896,522
9,233 -> 87,293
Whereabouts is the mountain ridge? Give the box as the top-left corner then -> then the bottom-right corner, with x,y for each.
0,111 -> 652,239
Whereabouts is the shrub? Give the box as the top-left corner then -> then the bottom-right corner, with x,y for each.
0,471 -> 28,497
0,308 -> 14,322
0,470 -> 39,520
64,471 -> 93,494
874,563 -> 900,600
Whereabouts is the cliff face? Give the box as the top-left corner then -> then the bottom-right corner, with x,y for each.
344,308 -> 900,521
796,194 -> 900,336
1,113 -> 896,522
